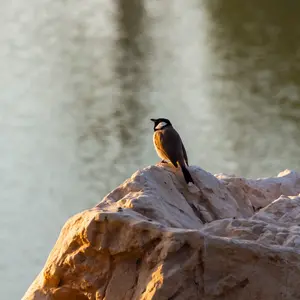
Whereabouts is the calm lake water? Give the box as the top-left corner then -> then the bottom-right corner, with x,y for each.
1,0 -> 300,298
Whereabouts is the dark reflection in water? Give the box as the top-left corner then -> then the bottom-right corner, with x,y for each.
204,0 -> 300,175
61,1 -> 152,197
207,0 -> 300,96
114,0 -> 149,153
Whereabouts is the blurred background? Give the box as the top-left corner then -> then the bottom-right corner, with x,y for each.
1,0 -> 300,298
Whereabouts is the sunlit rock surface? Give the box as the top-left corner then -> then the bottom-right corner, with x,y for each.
23,165 -> 300,300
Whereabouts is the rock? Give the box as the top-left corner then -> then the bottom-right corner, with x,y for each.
23,165 -> 300,300
216,169 -> 300,210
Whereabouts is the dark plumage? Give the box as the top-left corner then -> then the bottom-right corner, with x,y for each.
150,118 -> 194,184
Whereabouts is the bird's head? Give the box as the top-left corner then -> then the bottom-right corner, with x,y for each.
150,118 -> 172,131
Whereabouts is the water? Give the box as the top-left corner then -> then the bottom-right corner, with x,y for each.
1,0 -> 300,298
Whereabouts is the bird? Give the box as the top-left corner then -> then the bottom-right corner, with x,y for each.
150,118 -> 194,185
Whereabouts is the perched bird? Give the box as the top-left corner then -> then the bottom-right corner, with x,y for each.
150,118 -> 194,185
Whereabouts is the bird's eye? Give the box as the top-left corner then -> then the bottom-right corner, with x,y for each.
155,121 -> 167,130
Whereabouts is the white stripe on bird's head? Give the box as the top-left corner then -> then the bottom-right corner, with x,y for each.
155,121 -> 168,130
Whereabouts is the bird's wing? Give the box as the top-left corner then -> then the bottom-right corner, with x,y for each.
182,143 -> 189,166
154,128 -> 183,168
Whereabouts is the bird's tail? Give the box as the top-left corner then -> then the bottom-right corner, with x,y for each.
180,164 -> 194,184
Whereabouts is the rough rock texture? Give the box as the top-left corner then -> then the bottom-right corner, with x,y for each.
23,165 -> 300,300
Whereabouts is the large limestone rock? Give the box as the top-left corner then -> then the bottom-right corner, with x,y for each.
23,165 -> 300,300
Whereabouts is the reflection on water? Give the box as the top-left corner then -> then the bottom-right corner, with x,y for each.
1,0 -> 300,298
111,0 -> 149,175
115,0 -> 147,144
205,0 -> 300,175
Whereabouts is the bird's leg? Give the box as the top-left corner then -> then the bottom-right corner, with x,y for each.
161,160 -> 168,164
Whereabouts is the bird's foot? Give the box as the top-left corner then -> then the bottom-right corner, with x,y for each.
160,160 -> 168,164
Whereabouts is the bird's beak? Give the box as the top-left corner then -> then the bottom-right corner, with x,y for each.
150,118 -> 156,122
